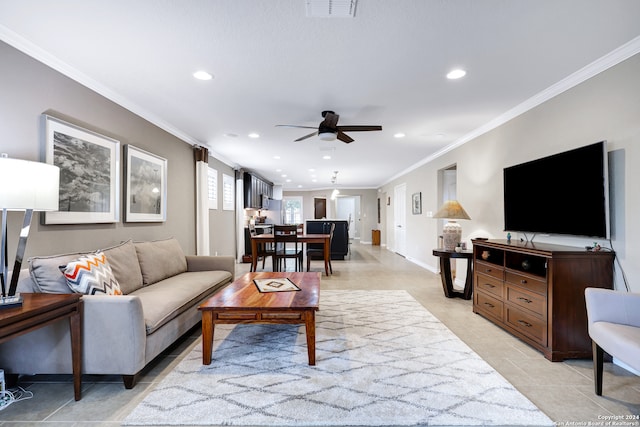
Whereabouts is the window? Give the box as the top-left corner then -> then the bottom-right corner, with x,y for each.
208,167 -> 218,210
222,173 -> 234,211
283,196 -> 303,224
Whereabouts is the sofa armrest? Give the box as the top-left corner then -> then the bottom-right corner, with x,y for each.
83,295 -> 147,374
186,255 -> 235,277
585,288 -> 640,328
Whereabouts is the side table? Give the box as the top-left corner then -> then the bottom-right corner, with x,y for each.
432,249 -> 473,300
0,293 -> 83,400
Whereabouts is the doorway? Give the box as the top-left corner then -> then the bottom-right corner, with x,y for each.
393,183 -> 407,256
336,196 -> 360,239
314,198 -> 327,219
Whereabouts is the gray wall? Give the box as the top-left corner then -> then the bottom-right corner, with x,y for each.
0,40 -> 235,260
379,53 -> 640,292
207,156 -> 237,257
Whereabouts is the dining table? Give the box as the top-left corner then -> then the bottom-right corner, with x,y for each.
250,233 -> 332,276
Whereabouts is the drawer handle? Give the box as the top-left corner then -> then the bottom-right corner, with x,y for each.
483,283 -> 496,288
485,269 -> 492,273
520,279 -> 528,284
517,297 -> 532,304
517,319 -> 533,328
484,302 -> 495,308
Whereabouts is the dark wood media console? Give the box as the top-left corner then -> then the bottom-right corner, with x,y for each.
472,239 -> 615,361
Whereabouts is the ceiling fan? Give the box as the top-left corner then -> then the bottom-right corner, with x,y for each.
276,110 -> 382,143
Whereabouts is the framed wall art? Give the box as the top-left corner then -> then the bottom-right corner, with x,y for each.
43,115 -> 120,224
412,192 -> 422,215
125,145 -> 167,222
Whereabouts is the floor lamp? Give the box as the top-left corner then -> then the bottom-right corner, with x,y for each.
0,155 -> 59,308
433,200 -> 471,251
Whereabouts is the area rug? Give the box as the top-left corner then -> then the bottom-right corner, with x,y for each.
123,290 -> 554,426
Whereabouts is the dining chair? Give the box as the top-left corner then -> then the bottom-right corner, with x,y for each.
273,224 -> 303,272
307,222 -> 334,274
249,223 -> 273,271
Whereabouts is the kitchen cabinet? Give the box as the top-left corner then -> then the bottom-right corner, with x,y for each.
243,172 -> 273,209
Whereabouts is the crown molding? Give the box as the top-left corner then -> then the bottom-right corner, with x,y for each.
0,24 -> 238,169
382,35 -> 640,188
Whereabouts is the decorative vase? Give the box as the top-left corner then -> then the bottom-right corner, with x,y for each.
481,250 -> 490,260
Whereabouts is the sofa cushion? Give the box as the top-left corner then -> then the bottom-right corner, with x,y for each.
29,252 -> 84,293
135,238 -> 188,286
60,252 -> 123,295
131,270 -> 232,334
102,240 -> 143,294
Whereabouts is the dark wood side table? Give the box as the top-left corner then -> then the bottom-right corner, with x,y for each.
432,249 -> 473,300
0,293 -> 83,400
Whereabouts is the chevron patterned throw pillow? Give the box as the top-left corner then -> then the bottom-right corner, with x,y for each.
60,252 -> 123,295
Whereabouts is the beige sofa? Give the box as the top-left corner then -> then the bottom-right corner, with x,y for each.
0,238 -> 234,389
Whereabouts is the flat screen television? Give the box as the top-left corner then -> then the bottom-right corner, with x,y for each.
503,141 -> 609,239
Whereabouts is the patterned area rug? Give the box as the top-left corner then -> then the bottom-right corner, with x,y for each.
123,290 -> 554,426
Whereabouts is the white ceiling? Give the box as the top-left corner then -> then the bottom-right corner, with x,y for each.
1,0 -> 640,190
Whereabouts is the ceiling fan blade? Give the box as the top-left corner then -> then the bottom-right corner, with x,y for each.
294,131 -> 318,142
321,112 -> 339,129
336,125 -> 382,132
276,125 -> 317,129
337,131 -> 354,144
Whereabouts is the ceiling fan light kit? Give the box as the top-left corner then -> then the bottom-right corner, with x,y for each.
319,132 -> 337,141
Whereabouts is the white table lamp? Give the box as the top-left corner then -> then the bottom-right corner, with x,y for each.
0,155 -> 59,307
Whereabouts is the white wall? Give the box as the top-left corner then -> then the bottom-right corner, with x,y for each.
380,53 -> 640,292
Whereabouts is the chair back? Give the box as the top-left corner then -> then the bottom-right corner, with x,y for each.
274,225 -> 299,248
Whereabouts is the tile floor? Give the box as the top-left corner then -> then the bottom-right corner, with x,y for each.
1,242 -> 639,426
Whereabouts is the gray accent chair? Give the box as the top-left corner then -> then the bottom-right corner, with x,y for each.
584,288 -> 640,395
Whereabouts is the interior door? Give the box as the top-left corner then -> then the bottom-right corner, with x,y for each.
336,196 -> 359,239
394,183 -> 407,256
314,198 -> 327,219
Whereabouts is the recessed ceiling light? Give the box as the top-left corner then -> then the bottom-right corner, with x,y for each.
322,155 -> 331,160
223,133 -> 238,138
193,70 -> 213,80
281,174 -> 287,178
394,133 -> 405,138
273,155 -> 281,160
447,69 -> 466,79
276,168 -> 282,172
286,179 -> 292,183
308,168 -> 315,172
248,133 -> 259,138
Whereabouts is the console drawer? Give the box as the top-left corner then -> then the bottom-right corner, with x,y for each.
506,306 -> 547,345
505,270 -> 547,295
475,261 -> 504,281
475,291 -> 503,321
507,285 -> 546,317
475,273 -> 504,298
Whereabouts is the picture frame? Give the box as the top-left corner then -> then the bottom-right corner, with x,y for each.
412,192 -> 422,215
125,145 -> 167,222
43,115 -> 120,224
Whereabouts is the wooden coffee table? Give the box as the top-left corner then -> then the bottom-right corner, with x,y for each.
199,272 -> 320,365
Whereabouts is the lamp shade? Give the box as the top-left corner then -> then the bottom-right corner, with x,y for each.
0,157 -> 60,211
433,200 -> 471,220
